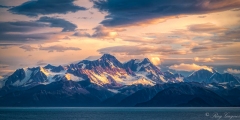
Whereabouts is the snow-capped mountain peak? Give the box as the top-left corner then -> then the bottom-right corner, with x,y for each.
100,54 -> 116,60
3,54 -> 239,89
141,58 -> 152,64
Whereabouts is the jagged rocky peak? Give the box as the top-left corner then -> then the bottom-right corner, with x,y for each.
44,64 -> 55,69
100,54 -> 116,60
185,69 -> 214,83
186,68 -> 240,85
124,58 -> 153,69
99,54 -> 121,63
44,64 -> 64,72
141,58 -> 152,64
4,68 -> 27,86
190,69 -> 214,76
4,67 -> 49,87
98,54 -> 123,68
211,68 -> 217,73
124,57 -> 160,72
129,58 -> 152,65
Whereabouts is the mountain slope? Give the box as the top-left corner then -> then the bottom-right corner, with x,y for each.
0,80 -> 115,107
0,54 -> 239,107
186,69 -> 240,85
136,83 -> 231,107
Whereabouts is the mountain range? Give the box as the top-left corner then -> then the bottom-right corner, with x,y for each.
0,54 -> 239,107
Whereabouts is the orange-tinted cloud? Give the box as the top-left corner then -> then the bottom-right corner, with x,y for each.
39,45 -> 81,52
169,63 -> 213,72
98,45 -> 189,55
188,23 -> 226,33
193,57 -> 214,62
19,45 -> 38,51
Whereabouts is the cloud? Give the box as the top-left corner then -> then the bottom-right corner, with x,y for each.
0,21 -> 48,33
211,26 -> 240,42
193,57 -> 214,62
169,63 -> 213,72
198,16 -> 206,18
0,64 -> 9,69
0,43 -> 22,46
97,45 -> 189,55
76,17 -> 92,19
0,43 -> 22,49
0,32 -> 66,43
0,21 -> 51,42
37,16 -> 77,32
188,23 -> 226,33
91,25 -> 125,40
232,8 -> 240,11
187,24 -> 240,43
115,23 -> 235,49
19,45 -> 38,51
0,17 -> 77,42
0,5 -> 13,8
191,43 -> 231,52
39,45 -> 81,52
91,0 -> 240,26
74,25 -> 126,40
36,60 -> 48,66
121,33 -> 191,45
224,68 -> 240,74
0,69 -> 14,76
85,55 -> 101,61
73,31 -> 91,37
9,0 -> 87,17
149,57 -> 161,65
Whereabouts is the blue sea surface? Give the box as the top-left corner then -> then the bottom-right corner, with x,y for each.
0,107 -> 240,120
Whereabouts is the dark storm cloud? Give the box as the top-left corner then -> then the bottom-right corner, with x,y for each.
0,44 -> 22,46
73,31 -> 91,37
8,0 -> 87,17
37,16 -> 77,32
0,21 -> 49,42
0,5 -> 13,8
0,32 -> 55,42
0,21 -> 48,33
0,17 -> 77,42
91,0 -> 240,26
0,43 -> 22,49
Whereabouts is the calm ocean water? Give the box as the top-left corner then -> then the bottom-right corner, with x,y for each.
0,107 -> 240,120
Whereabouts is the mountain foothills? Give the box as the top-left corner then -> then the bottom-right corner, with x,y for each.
0,54 -> 239,107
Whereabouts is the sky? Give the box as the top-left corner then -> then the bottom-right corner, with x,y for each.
0,0 -> 240,79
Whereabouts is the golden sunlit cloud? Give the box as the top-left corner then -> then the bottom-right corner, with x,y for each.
149,57 -> 161,65
109,32 -> 118,37
193,57 -> 214,62
169,63 -> 213,72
